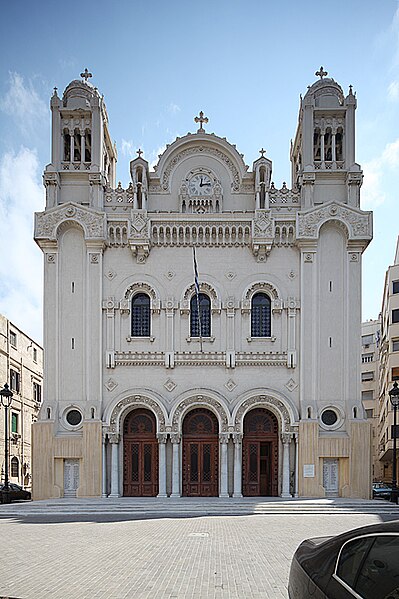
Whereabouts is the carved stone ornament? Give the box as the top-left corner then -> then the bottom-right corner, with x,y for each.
171,396 -> 229,433
109,395 -> 166,434
105,378 -> 118,392
35,204 -> 106,241
297,202 -> 372,240
234,395 -> 293,433
181,282 -> 220,314
46,253 -> 56,263
130,211 -> 150,238
157,432 -> 168,443
90,253 -> 100,264
253,210 -> 274,238
225,379 -> 237,392
164,378 -> 177,392
105,268 -> 116,280
241,281 -> 280,313
123,282 -> 160,312
161,145 -> 241,192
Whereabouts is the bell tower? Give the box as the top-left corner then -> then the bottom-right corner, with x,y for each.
291,67 -> 362,209
44,69 -> 117,210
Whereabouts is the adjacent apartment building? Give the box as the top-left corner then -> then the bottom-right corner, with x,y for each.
0,314 -> 43,489
378,238 -> 399,484
361,319 -> 381,481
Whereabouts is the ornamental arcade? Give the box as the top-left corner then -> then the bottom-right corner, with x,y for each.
32,68 -> 373,500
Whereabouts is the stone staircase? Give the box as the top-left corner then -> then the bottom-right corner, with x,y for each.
1,496 -> 398,518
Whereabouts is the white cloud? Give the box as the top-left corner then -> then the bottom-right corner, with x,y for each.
168,102 -> 181,115
0,147 -> 45,343
149,144 -> 167,169
388,80 -> 399,101
120,139 -> 134,157
362,138 -> 399,209
0,72 -> 47,136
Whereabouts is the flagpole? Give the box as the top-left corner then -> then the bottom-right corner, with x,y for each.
193,246 -> 203,353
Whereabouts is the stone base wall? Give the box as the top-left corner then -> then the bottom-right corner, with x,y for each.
32,421 -> 102,500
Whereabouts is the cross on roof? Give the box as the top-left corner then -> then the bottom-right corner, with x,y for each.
80,68 -> 92,83
315,66 -> 328,80
259,148 -> 266,157
136,148 -> 143,158
194,111 -> 209,132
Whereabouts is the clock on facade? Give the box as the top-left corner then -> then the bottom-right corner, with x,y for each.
188,174 -> 213,196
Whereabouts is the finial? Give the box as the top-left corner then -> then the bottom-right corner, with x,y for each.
259,148 -> 266,157
349,84 -> 353,95
315,66 -> 328,80
80,68 -> 92,83
194,110 -> 209,133
53,87 -> 58,96
136,148 -> 143,158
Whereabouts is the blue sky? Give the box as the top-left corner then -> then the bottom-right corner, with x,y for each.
1,0 -> 399,343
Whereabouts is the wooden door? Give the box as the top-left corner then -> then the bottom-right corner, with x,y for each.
242,408 -> 278,497
123,409 -> 158,497
182,409 -> 218,497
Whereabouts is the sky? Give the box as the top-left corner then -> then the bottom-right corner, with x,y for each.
1,0 -> 399,344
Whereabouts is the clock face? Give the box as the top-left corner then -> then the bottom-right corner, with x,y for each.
188,174 -> 213,196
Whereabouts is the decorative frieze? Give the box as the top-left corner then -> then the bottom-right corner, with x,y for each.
297,201 -> 372,240
35,203 -> 106,241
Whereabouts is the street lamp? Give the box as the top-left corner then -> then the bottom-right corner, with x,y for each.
0,382 -> 13,504
389,381 -> 399,504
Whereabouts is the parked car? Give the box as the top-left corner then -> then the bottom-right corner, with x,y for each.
288,520 -> 399,599
0,483 -> 31,501
372,481 -> 393,500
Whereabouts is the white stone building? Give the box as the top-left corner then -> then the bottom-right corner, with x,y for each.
32,69 -> 373,500
0,314 -> 43,489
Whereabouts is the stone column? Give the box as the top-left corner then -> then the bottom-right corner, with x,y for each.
170,433 -> 181,497
81,131 -> 85,164
219,433 -> 229,498
157,433 -> 168,498
109,434 -> 120,498
102,432 -> 107,497
294,433 -> 299,498
233,433 -> 243,498
281,434 -> 291,498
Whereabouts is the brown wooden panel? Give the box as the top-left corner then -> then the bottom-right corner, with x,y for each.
182,409 -> 218,497
123,409 -> 158,497
242,408 -> 278,497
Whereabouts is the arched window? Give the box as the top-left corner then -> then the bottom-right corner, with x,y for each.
190,293 -> 211,337
324,128 -> 332,161
313,128 -> 321,161
251,293 -> 271,337
11,456 -> 19,478
131,293 -> 150,336
336,127 -> 343,161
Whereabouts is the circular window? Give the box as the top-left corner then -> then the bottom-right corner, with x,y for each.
321,409 -> 338,426
66,409 -> 82,426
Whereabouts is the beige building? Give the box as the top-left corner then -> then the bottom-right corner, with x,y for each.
361,319 -> 381,482
0,314 -> 43,489
33,69 -> 372,500
378,238 -> 399,483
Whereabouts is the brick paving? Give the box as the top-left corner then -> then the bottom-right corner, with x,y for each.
0,498 -> 398,599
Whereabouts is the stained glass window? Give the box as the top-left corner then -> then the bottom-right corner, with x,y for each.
131,293 -> 150,336
190,293 -> 211,337
251,293 -> 271,337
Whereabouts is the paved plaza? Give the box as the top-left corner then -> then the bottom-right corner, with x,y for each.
0,498 -> 398,599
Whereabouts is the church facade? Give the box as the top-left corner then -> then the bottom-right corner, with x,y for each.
32,69 -> 373,500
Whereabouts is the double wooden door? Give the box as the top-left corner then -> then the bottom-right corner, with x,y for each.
123,409 -> 158,497
182,409 -> 219,497
242,408 -> 278,497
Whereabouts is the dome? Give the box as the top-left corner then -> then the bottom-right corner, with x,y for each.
305,72 -> 344,107
62,79 -> 99,109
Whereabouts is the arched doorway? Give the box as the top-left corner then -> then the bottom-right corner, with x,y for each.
123,408 -> 158,497
242,408 -> 278,496
182,408 -> 219,497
